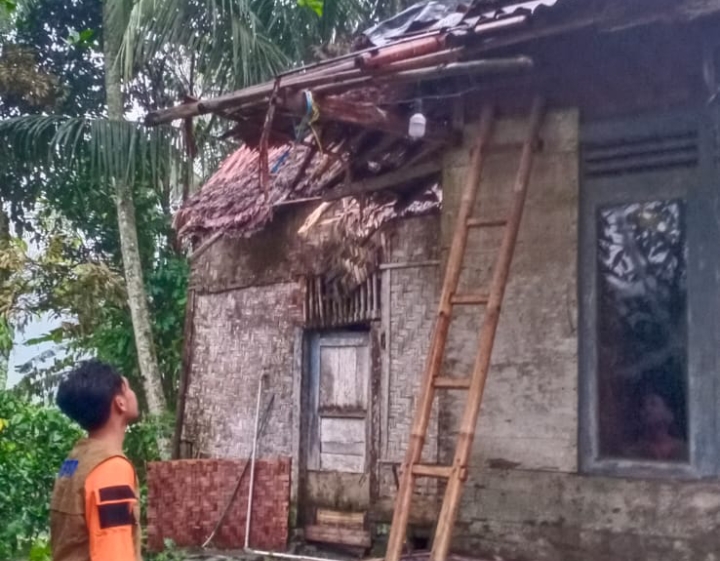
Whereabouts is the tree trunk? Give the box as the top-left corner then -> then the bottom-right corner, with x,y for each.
103,0 -> 166,416
0,206 -> 9,391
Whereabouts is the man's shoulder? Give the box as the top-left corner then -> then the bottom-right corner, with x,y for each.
86,456 -> 137,490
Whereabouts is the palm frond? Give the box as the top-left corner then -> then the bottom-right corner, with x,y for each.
0,115 -> 184,191
113,0 -> 381,92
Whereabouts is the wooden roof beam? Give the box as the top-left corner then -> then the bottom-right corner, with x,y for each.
282,92 -> 458,144
322,160 -> 441,201
144,56 -> 533,128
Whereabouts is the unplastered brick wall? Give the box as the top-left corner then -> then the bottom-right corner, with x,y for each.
378,215 -> 441,514
146,458 -> 290,551
182,283 -> 303,460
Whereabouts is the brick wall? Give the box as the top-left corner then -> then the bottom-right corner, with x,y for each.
146,458 -> 291,551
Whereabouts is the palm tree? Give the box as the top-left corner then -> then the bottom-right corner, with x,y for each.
114,0 -> 379,92
1,0 -> 380,412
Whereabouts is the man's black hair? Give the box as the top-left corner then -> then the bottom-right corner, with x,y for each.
56,360 -> 124,431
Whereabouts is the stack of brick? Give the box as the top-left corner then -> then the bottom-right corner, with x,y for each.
146,458 -> 291,551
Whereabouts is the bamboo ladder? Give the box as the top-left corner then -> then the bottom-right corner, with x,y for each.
385,96 -> 546,561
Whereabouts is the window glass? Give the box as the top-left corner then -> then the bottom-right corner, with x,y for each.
596,200 -> 688,463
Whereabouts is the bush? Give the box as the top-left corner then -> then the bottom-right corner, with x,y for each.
0,392 -> 81,560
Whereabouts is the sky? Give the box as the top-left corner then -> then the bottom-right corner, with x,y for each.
6,230 -> 70,388
8,313 -> 67,388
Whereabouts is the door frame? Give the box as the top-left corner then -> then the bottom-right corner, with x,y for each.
299,327 -> 380,522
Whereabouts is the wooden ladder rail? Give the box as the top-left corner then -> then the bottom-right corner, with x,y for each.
384,96 -> 546,561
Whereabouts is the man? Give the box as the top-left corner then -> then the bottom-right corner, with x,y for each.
625,389 -> 688,462
50,360 -> 142,561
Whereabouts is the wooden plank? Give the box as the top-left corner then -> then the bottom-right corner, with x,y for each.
412,464 -> 453,478
286,95 -> 455,144
319,346 -> 367,409
322,161 -> 442,201
306,470 -> 370,510
321,417 -> 365,456
305,525 -> 371,548
379,260 -> 440,270
321,453 -> 365,473
316,509 -> 366,527
466,218 -> 508,228
319,407 -> 366,418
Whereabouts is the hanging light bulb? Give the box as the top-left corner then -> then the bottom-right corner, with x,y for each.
408,99 -> 426,140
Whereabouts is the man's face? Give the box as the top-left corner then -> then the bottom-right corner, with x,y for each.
117,376 -> 140,424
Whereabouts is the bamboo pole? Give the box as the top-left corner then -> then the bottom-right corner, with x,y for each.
145,55 -> 531,127
384,104 -> 496,561
316,277 -> 325,325
172,289 -> 196,459
430,96 -> 545,561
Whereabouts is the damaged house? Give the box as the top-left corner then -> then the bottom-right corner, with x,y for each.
148,0 -> 720,559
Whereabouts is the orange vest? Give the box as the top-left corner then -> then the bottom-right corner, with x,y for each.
50,439 -> 141,561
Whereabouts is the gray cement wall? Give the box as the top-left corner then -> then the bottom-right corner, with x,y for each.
436,109 -> 720,561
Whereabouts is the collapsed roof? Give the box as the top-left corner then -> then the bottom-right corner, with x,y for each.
160,0 -> 574,245
152,0 -> 720,248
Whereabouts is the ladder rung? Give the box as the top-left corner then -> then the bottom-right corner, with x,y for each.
412,464 -> 453,478
466,218 -> 508,228
451,292 -> 489,305
434,377 -> 471,389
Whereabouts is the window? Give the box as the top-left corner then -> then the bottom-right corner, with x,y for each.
579,109 -> 720,478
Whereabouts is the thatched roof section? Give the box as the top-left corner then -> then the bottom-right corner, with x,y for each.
174,129 -> 442,243
175,143 -> 337,239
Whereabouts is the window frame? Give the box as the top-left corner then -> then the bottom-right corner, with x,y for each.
578,107 -> 720,479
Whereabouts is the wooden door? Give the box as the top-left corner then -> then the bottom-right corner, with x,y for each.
305,331 -> 371,511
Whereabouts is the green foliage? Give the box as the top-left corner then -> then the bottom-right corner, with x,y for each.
124,413 -> 174,509
145,539 -> 185,561
4,0 -> 105,116
27,538 -> 52,561
0,392 -> 174,560
0,115 -> 184,192
0,47 -> 60,107
0,392 -> 81,560
115,0 -> 379,91
298,0 -> 324,17
81,254 -> 189,410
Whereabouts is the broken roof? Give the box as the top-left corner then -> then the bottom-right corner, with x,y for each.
360,0 -> 559,47
166,0 -> 570,243
158,0 -> 720,245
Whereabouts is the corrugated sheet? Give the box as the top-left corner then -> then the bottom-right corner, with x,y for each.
362,0 -> 560,46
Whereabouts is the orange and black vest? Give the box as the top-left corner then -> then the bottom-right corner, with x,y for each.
50,439 -> 141,561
